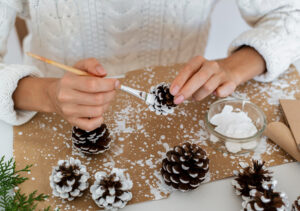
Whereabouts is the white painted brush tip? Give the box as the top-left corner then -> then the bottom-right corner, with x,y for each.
146,94 -> 155,105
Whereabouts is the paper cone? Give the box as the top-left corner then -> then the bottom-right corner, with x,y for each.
264,122 -> 300,162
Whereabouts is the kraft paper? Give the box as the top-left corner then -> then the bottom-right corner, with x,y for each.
13,65 -> 300,209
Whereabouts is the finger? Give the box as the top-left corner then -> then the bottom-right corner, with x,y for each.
58,89 -> 116,106
63,104 -> 106,118
102,103 -> 110,113
215,81 -> 236,97
64,75 -> 120,93
170,56 -> 205,96
70,116 -> 104,131
192,75 -> 221,101
74,58 -> 107,76
174,62 -> 217,104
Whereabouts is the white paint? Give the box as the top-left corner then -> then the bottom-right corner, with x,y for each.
225,142 -> 242,154
241,140 -> 258,150
209,105 -> 258,153
145,94 -> 155,105
210,105 -> 258,139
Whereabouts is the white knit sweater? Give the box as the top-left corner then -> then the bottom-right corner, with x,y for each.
0,0 -> 300,125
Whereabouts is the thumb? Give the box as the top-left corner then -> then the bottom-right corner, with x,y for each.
215,81 -> 236,97
74,58 -> 107,77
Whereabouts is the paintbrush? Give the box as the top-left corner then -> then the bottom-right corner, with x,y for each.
26,52 -> 155,104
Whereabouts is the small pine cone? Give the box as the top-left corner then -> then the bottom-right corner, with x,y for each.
292,196 -> 300,211
242,180 -> 289,211
49,157 -> 90,201
90,169 -> 133,211
72,124 -> 112,154
148,82 -> 176,115
232,160 -> 273,201
161,142 -> 209,192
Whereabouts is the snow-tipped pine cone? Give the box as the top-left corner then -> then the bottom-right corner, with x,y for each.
292,196 -> 300,211
242,180 -> 288,211
90,169 -> 133,211
148,82 -> 176,115
72,124 -> 112,154
232,160 -> 273,200
161,142 -> 209,192
49,157 -> 90,201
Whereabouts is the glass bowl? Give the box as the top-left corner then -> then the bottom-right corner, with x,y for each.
204,98 -> 267,154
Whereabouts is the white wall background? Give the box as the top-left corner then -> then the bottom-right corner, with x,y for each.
3,0 -> 300,69
205,0 -> 251,59
4,26 -> 22,64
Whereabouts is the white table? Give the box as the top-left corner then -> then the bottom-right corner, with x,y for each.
0,120 -> 299,211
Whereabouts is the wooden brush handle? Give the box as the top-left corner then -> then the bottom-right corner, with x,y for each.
26,52 -> 93,76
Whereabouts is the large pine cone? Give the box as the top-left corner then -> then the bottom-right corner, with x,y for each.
49,157 -> 90,201
90,169 -> 133,211
292,196 -> 300,211
232,160 -> 273,200
148,82 -> 177,115
161,142 -> 209,192
72,124 -> 112,154
242,181 -> 288,211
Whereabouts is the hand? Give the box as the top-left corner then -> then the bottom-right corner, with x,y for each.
170,56 -> 238,104
47,58 -> 120,131
170,47 -> 266,104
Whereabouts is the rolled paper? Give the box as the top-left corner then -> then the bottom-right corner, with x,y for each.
264,122 -> 300,162
280,99 -> 300,151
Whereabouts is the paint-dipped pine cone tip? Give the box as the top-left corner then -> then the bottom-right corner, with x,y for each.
49,157 -> 90,201
161,142 -> 209,192
72,124 -> 112,154
148,82 -> 177,115
292,196 -> 300,211
90,169 -> 133,210
242,181 -> 288,211
232,160 -> 273,201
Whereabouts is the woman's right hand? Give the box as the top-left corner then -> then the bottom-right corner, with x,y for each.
47,58 -> 120,131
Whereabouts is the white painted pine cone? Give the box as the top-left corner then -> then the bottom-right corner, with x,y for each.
49,157 -> 90,201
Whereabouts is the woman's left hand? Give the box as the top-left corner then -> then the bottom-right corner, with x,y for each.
170,56 -> 238,104
170,47 -> 266,104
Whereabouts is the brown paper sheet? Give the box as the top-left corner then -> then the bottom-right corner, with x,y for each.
264,122 -> 300,162
14,65 -> 300,210
280,99 -> 300,150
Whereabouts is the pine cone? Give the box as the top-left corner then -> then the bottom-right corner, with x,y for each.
292,196 -> 300,211
161,142 -> 209,192
148,82 -> 177,115
232,160 -> 273,200
72,124 -> 112,154
242,180 -> 288,211
49,157 -> 90,201
90,169 -> 133,211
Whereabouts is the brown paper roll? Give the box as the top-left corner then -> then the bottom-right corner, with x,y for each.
280,100 -> 300,151
264,122 -> 300,162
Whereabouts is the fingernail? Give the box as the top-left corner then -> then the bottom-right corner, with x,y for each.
115,80 -> 120,89
170,85 -> 179,96
174,95 -> 184,104
219,88 -> 228,97
96,65 -> 106,75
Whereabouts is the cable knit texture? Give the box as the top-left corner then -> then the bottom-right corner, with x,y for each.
0,0 -> 300,125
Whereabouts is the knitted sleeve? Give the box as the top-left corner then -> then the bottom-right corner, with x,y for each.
229,0 -> 300,82
0,2 -> 43,125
